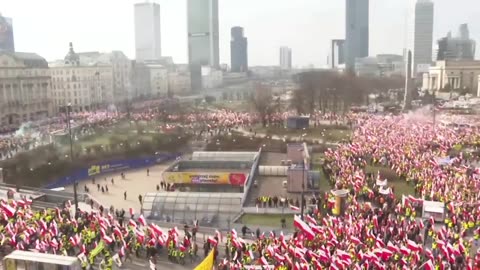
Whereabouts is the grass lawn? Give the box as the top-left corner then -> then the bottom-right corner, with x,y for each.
76,135 -> 114,148
237,214 -> 294,229
311,153 -> 325,164
311,155 -> 333,192
317,168 -> 332,192
366,164 -> 415,199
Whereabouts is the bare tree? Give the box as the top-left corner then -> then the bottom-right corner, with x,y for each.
294,70 -> 406,114
251,83 -> 277,127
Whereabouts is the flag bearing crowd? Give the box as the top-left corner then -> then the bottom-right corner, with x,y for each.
0,107 -> 298,160
0,98 -> 355,162
1,103 -> 480,269
212,112 -> 480,269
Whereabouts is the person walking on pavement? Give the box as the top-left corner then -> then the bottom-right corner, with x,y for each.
138,194 -> 143,205
147,168 -> 150,176
241,225 -> 248,238
124,191 -> 127,200
149,256 -> 156,270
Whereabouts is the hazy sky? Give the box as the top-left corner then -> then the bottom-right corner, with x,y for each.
2,0 -> 479,67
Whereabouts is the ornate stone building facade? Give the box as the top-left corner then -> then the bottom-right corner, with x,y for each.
0,51 -> 51,129
49,43 -> 114,113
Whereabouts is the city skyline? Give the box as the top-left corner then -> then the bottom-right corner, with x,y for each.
2,0 -> 480,67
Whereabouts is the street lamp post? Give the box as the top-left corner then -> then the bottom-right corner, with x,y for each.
66,103 -> 79,212
299,148 -> 306,220
300,166 -> 305,220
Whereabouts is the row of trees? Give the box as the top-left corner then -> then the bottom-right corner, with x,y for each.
1,133 -> 191,187
291,71 -> 405,114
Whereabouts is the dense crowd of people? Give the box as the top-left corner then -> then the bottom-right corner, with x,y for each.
0,104 -> 332,161
3,100 -> 480,269
0,193 -> 207,270
212,112 -> 480,269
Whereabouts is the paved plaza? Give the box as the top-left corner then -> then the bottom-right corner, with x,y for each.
65,162 -> 173,214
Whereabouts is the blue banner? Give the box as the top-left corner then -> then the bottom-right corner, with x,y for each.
45,153 -> 180,189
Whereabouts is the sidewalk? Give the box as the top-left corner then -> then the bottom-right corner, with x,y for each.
65,162 -> 173,214
243,206 -> 299,215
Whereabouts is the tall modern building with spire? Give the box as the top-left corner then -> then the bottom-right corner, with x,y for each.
134,2 -> 161,61
408,0 -> 434,75
345,0 -> 369,71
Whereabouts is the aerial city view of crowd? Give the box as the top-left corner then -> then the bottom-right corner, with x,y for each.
0,100 -> 480,269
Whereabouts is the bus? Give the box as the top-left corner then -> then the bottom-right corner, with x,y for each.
3,250 -> 81,270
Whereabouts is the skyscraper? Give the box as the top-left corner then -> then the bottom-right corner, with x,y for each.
409,0 -> 434,74
187,0 -> 219,91
345,0 -> 369,71
134,2 -> 161,61
0,15 -> 15,52
187,0 -> 219,68
279,47 -> 292,70
330,39 -> 345,69
230,27 -> 248,72
437,24 -> 476,61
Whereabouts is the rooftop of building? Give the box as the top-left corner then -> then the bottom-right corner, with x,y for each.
431,60 -> 480,68
134,1 -> 159,7
0,51 -> 48,68
192,151 -> 259,162
176,167 -> 250,173
49,43 -> 129,68
141,191 -> 242,228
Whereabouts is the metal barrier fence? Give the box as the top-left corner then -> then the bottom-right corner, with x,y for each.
45,153 -> 181,189
241,148 -> 262,206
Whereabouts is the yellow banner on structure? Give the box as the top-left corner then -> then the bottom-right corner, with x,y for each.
194,249 -> 214,270
163,172 -> 247,186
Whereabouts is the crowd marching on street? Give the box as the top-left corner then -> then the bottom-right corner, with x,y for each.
0,104 -> 307,160
0,94 -> 355,162
0,194 -> 209,270
211,112 -> 480,269
2,99 -> 480,269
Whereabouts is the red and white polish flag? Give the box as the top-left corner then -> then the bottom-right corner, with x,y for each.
293,215 -> 315,240
290,205 -> 300,211
138,215 -> 146,227
208,236 -> 218,246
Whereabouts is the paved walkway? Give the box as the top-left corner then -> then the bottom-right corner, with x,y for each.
64,162 -> 173,214
243,206 -> 298,215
